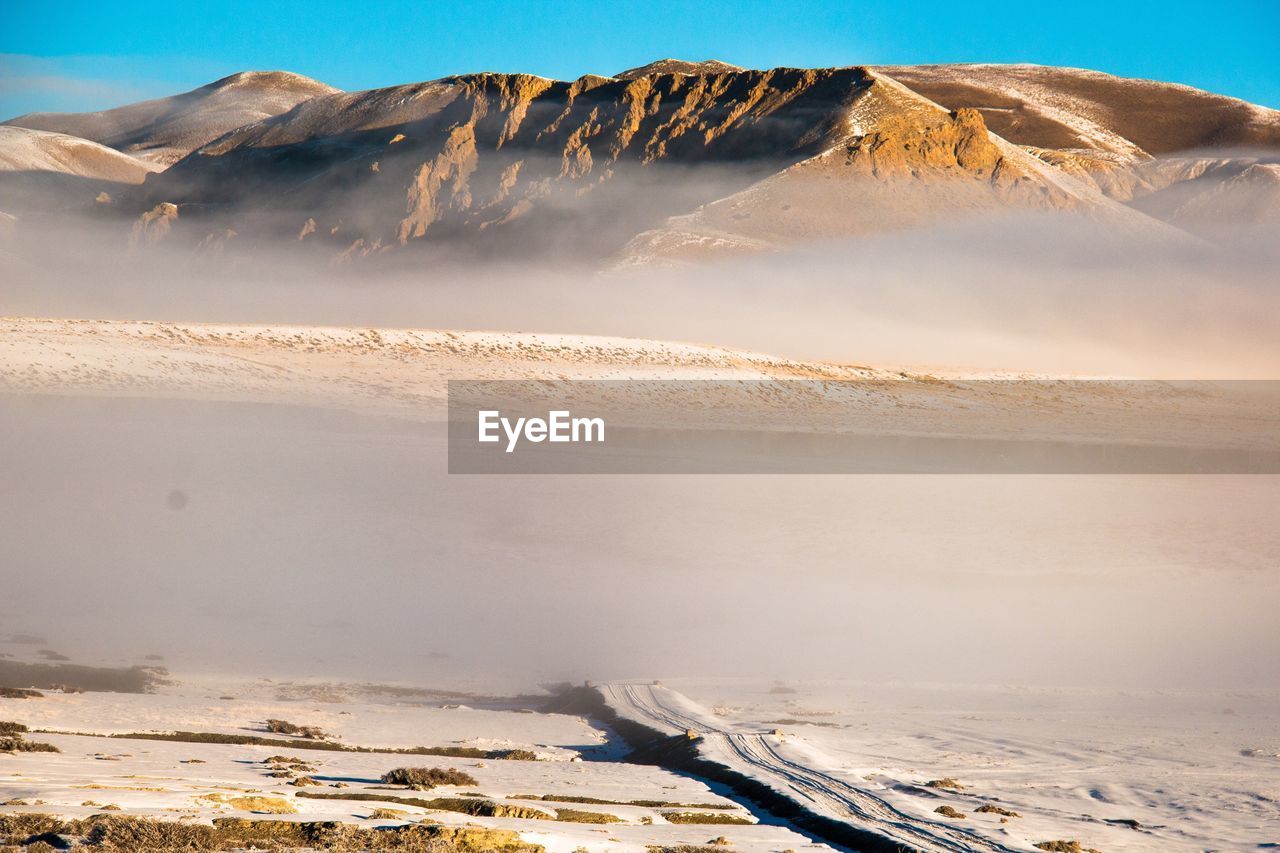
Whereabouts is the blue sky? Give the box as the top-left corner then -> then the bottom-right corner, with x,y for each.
3,0 -> 1279,119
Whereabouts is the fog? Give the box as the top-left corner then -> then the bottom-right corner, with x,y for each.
4,206 -> 1279,379
1,394 -> 1277,691
1,203 -> 1278,693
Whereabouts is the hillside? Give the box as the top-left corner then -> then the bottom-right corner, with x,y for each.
875,63 -> 1280,158
0,125 -> 161,215
3,71 -> 338,165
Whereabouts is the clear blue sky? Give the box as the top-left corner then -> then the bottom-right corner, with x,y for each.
3,0 -> 1279,119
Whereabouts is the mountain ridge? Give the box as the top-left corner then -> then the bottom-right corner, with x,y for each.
2,60 -> 1276,264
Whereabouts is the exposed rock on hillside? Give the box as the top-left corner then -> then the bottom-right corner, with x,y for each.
876,64 -> 1280,158
140,67 -> 878,258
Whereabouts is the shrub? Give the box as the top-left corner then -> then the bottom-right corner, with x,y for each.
381,766 -> 479,789
0,687 -> 42,699
975,804 -> 1020,817
0,721 -> 28,734
369,808 -> 409,820
1034,843 -> 1102,853
265,719 -> 327,739
219,795 -> 298,814
0,736 -> 59,753
934,805 -> 966,819
497,749 -> 539,761
924,778 -> 964,790
1,813 -> 542,852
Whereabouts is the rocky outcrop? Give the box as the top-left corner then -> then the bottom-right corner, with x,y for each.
129,202 -> 179,248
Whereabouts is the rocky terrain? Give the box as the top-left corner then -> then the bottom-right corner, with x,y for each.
2,59 -> 1277,266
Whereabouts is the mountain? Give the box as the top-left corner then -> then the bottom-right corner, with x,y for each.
137,66 -> 886,259
128,64 -> 1177,263
2,61 -> 1277,264
0,125 -> 161,215
3,71 -> 338,165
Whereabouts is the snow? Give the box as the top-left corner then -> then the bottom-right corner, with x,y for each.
1,677 -> 826,853
605,680 -> 1280,853
0,127 -> 160,181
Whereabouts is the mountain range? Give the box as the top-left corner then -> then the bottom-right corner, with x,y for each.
3,60 -> 1277,266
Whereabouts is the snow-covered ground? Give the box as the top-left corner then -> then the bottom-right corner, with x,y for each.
605,680 -> 1280,853
0,677 -> 827,853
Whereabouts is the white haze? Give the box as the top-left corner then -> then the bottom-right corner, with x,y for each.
1,195 -> 1279,691
3,208 -> 1279,379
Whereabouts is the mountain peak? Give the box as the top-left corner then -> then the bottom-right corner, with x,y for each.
615,59 -> 744,79
201,70 -> 337,94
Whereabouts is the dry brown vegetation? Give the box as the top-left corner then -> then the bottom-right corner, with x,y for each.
381,766 -> 479,789
295,791 -> 553,820
0,688 -> 42,699
661,812 -> 753,825
0,731 -> 59,753
0,660 -> 166,693
975,804 -> 1020,817
1034,843 -> 1103,853
0,812 -> 543,851
550,808 -> 621,824
513,794 -> 735,810
934,805 -> 966,819
924,778 -> 965,790
83,729 -> 501,758
0,722 -> 28,735
265,718 -> 327,739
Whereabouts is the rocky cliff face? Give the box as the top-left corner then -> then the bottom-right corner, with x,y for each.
138,67 -> 879,258
137,65 -> 1167,262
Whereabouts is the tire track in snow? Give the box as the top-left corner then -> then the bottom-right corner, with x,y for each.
602,682 -> 1021,853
